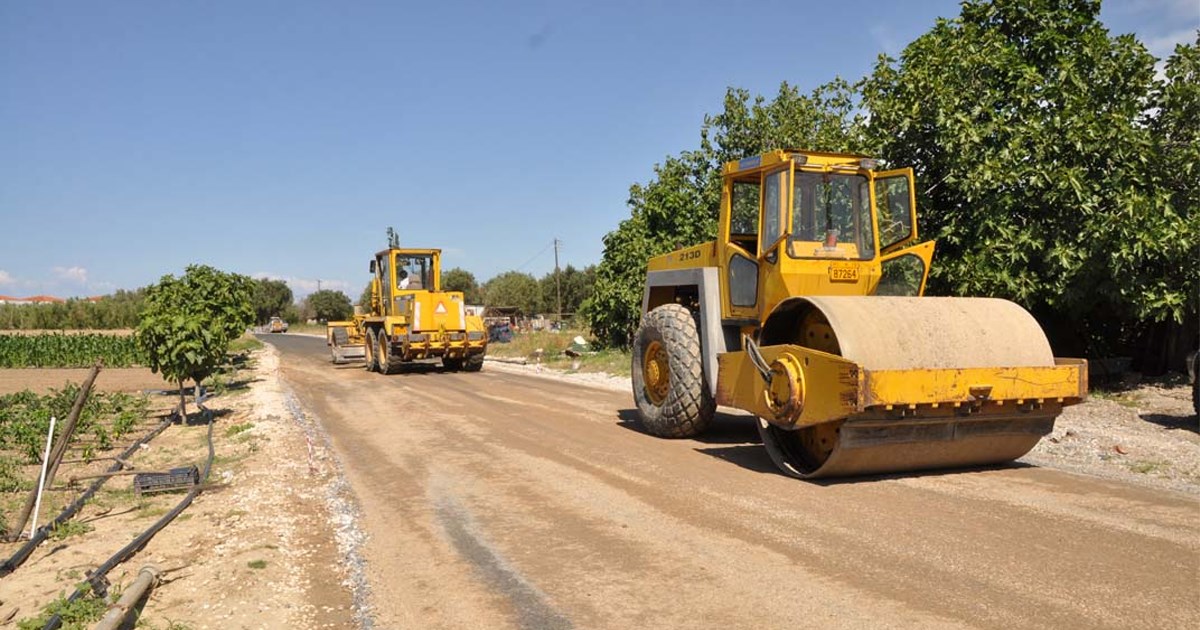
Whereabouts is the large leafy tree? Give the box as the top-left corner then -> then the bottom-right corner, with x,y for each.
860,0 -> 1197,365
252,278 -> 294,325
538,264 -> 596,319
136,265 -> 255,417
483,271 -> 540,314
443,267 -> 482,304
304,290 -> 353,322
583,80 -> 870,347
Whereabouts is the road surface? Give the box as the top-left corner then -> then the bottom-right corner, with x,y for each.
264,334 -> 1199,629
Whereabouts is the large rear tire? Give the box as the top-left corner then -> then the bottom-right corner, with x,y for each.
463,354 -> 484,372
443,357 -> 464,371
378,332 -> 403,375
364,328 -> 380,373
631,303 -> 714,438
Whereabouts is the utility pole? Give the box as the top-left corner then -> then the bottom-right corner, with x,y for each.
553,238 -> 562,324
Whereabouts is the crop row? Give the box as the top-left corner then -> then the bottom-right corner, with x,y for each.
0,333 -> 144,368
0,385 -> 149,468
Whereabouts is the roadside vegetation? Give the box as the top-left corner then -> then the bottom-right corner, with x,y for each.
0,387 -> 147,467
488,330 -> 631,377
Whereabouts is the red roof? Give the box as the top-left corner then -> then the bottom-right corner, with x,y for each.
24,295 -> 65,303
0,295 -> 14,301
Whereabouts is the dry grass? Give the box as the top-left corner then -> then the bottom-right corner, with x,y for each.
488,330 -> 631,377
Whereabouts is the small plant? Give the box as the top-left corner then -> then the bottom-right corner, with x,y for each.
0,456 -> 25,492
49,519 -> 93,541
1128,460 -> 1166,474
247,559 -> 267,570
17,583 -> 107,630
224,422 -> 255,438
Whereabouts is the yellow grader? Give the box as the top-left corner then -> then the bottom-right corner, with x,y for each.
632,149 -> 1088,479
326,246 -> 487,373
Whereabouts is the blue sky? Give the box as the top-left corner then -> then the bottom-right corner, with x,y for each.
1,0 -> 1195,300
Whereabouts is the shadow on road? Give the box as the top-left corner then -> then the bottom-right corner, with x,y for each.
614,408 -> 758,445
1140,412 -> 1199,434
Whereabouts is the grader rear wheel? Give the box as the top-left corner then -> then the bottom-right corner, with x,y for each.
443,357 -> 464,371
631,304 -> 714,438
463,354 -> 484,372
364,329 -> 380,373
378,332 -> 404,374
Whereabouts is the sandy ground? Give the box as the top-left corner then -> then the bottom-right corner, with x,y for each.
270,334 -> 1198,630
0,347 -> 356,628
0,367 -> 174,396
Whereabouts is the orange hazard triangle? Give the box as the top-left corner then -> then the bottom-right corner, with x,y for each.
435,302 -> 448,314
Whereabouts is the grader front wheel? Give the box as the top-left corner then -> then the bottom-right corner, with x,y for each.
631,304 -> 714,438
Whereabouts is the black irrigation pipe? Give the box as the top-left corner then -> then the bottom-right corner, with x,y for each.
43,398 -> 216,630
0,407 -> 179,579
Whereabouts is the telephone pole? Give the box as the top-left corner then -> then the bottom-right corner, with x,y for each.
553,238 -> 562,323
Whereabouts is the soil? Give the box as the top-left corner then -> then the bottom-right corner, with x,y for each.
0,368 -> 174,396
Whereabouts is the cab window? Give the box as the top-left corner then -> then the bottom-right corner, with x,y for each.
759,169 -> 787,255
788,171 -> 874,260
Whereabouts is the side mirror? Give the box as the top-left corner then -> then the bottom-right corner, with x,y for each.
369,260 -> 377,274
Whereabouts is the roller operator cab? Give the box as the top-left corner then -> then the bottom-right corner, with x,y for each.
633,149 -> 1088,479
325,247 -> 488,373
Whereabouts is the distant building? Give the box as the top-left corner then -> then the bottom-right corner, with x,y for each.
0,295 -> 67,305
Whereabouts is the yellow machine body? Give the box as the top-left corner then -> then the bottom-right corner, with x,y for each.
635,150 -> 1087,478
326,247 -> 487,373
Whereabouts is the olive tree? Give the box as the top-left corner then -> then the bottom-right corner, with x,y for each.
136,265 -> 255,417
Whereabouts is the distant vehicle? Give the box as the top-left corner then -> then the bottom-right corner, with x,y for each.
269,317 -> 288,333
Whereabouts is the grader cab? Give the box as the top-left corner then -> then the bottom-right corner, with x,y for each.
632,150 -> 1087,479
326,246 -> 487,373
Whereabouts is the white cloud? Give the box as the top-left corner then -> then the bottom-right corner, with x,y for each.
1144,27 -> 1197,60
52,266 -> 88,284
0,270 -> 13,286
251,272 -> 348,298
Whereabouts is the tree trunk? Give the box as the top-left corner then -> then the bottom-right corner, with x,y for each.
178,380 -> 187,420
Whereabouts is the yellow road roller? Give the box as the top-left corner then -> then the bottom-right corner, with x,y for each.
632,149 -> 1087,479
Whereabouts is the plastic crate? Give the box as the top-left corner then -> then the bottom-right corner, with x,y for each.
133,465 -> 199,495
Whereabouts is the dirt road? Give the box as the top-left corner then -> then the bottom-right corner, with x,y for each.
266,334 -> 1198,630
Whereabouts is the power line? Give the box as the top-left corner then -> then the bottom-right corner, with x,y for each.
515,240 -> 555,271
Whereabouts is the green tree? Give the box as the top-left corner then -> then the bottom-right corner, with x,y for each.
860,0 -> 1197,365
358,282 -> 374,311
252,278 -> 294,325
538,264 -> 595,320
583,80 -> 870,347
443,267 -> 482,303
304,290 -> 353,322
136,265 -> 254,417
483,271 -> 540,314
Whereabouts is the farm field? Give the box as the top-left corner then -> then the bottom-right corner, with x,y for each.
0,368 -> 170,396
0,345 -> 354,628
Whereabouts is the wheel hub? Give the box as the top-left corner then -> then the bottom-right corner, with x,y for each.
643,340 -> 670,404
